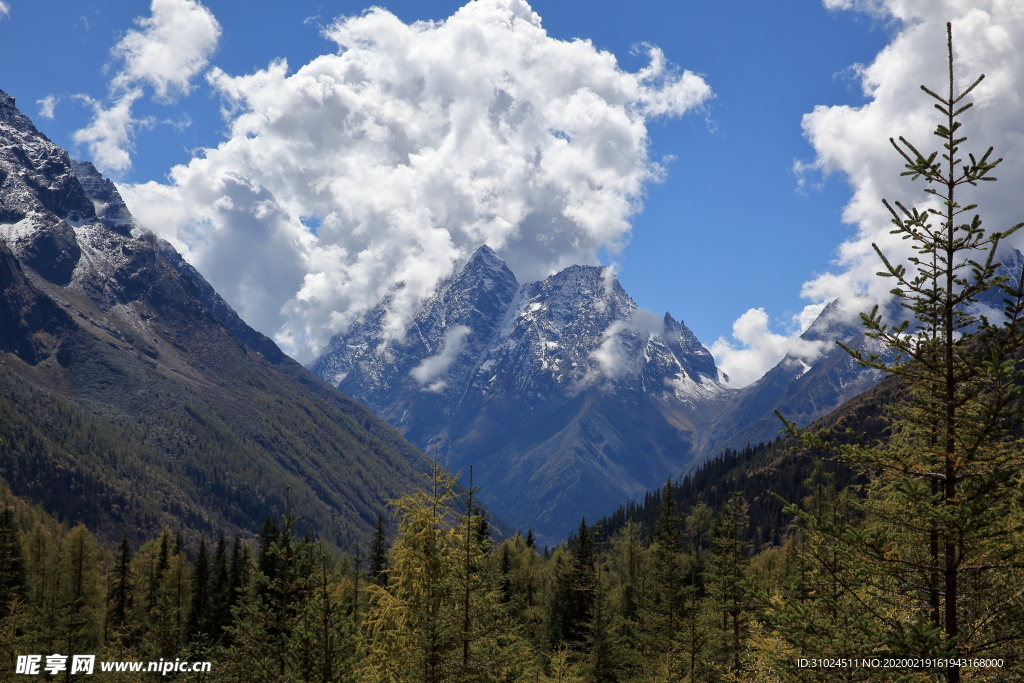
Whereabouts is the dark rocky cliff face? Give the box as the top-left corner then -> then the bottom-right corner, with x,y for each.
0,89 -> 430,548
0,240 -> 77,364
0,92 -> 90,286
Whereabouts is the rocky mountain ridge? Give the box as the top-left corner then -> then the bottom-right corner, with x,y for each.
314,246 -> 730,441
0,89 -> 431,549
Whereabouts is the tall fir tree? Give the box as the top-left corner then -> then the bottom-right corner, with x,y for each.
209,534 -> 232,643
57,525 -> 104,673
226,488 -> 314,682
288,551 -> 359,683
187,537 -> 211,643
681,503 -> 714,682
605,522 -> 645,679
145,549 -> 191,659
551,519 -> 596,650
708,492 -> 749,676
20,523 -> 61,656
359,463 -> 529,682
105,533 -> 132,643
642,481 -> 684,655
146,528 -> 172,616
776,23 -> 1024,683
586,559 -> 622,683
498,532 -> 550,653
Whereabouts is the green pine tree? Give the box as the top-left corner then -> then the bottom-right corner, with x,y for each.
776,22 -> 1024,683
586,560 -> 621,683
56,525 -> 104,680
641,481 -> 684,659
497,532 -> 550,652
144,548 -> 191,659
104,533 -> 132,644
560,520 -> 596,649
708,492 -> 748,676
601,522 -> 646,679
359,463 -> 531,682
187,537 -> 211,643
225,488 -> 314,682
288,551 -> 359,683
208,534 -> 232,643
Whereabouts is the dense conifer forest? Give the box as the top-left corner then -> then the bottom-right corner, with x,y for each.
0,423 -> 1019,682
0,458 -> 891,682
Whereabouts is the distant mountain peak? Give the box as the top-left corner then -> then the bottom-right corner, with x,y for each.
310,244 -> 732,540
693,297 -> 885,461
466,242 -> 503,266
800,298 -> 864,344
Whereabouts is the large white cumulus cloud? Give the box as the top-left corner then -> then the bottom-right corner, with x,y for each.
715,0 -> 1024,387
120,0 -> 711,363
110,0 -> 222,101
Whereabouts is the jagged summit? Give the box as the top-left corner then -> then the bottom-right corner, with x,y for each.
800,298 -> 864,343
0,91 -> 97,286
311,244 -> 733,540
312,243 -> 521,402
309,250 -> 896,540
454,242 -> 507,277
692,298 -> 887,461
1,90 -> 44,135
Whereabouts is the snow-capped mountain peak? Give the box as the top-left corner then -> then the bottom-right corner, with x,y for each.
309,244 -> 732,539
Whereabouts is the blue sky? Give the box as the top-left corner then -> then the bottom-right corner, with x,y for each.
1,0 -> 1021,384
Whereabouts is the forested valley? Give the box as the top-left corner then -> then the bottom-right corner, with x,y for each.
0,406 -> 1020,683
0,451 -> 922,683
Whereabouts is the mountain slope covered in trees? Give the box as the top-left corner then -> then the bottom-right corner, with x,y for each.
0,89 -> 431,550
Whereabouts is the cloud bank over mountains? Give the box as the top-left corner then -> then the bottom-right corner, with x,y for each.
62,0 -> 1021,385
712,0 -> 1024,386
118,0 -> 711,362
